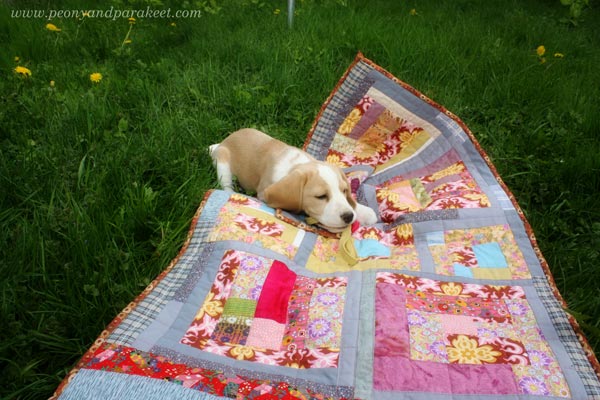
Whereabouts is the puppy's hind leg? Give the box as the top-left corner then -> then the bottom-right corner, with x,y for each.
209,144 -> 234,192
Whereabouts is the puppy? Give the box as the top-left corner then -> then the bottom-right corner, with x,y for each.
209,128 -> 377,232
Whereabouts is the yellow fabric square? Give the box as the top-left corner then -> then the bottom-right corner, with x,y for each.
471,268 -> 513,280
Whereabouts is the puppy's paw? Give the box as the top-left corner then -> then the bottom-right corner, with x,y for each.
355,204 -> 378,226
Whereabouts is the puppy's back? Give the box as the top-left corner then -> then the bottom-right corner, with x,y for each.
216,128 -> 289,192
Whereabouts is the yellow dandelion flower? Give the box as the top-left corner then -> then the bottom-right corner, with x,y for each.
14,66 -> 32,77
410,8 -> 418,16
170,22 -> 176,27
14,56 -> 20,62
128,17 -> 136,24
89,72 -> 103,83
82,11 -> 91,18
554,52 -> 564,58
50,80 -> 55,87
536,45 -> 546,57
46,23 -> 61,32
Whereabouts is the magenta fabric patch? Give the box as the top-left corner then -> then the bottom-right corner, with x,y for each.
374,283 -> 410,358
374,357 -> 522,394
447,363 -> 520,394
254,260 -> 297,323
374,357 -> 452,393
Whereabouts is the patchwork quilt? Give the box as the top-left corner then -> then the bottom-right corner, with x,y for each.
52,54 -> 600,399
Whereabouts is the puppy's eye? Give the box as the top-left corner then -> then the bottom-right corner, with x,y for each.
315,194 -> 328,200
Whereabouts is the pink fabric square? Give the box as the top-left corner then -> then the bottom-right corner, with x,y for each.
373,357 -> 451,392
448,363 -> 519,394
373,357 -> 520,394
374,283 -> 410,357
246,318 -> 285,350
439,314 -> 479,336
385,180 -> 421,211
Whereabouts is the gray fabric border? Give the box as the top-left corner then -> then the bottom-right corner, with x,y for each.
534,277 -> 600,397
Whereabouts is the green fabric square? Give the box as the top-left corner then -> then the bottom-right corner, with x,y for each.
409,178 -> 432,207
222,298 -> 257,317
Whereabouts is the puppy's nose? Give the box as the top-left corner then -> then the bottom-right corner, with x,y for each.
341,211 -> 354,224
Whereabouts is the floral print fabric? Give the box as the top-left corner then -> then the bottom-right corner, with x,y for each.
84,343 -> 350,399
375,273 -> 570,397
208,194 -> 304,259
182,250 -> 347,369
428,225 -> 530,279
375,152 -> 490,223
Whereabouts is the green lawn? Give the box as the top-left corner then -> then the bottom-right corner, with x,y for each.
1,0 -> 599,398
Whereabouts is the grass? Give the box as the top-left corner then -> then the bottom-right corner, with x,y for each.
1,0 -> 599,398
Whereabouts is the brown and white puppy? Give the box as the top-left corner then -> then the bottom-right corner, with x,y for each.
209,128 -> 377,232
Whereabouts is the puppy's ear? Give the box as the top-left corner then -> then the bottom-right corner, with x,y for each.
336,167 -> 357,209
346,187 -> 357,209
263,169 -> 309,212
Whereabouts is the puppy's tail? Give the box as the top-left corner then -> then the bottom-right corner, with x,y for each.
208,143 -> 220,158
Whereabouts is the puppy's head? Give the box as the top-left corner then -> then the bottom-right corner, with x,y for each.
263,162 -> 357,232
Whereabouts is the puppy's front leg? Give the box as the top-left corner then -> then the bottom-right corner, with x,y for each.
209,144 -> 234,191
355,204 -> 378,226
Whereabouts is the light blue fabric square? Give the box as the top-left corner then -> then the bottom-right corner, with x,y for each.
426,231 -> 445,246
453,263 -> 473,278
472,242 -> 508,268
259,203 -> 275,214
354,239 -> 391,258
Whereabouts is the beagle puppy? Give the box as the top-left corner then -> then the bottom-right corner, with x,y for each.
209,128 -> 378,232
